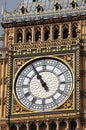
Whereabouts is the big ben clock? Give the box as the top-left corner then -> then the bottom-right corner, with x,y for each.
14,57 -> 73,111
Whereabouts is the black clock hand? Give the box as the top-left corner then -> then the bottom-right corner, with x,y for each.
32,64 -> 49,91
38,77 -> 49,91
31,64 -> 42,79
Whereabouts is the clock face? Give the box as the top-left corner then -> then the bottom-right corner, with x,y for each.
14,57 -> 73,111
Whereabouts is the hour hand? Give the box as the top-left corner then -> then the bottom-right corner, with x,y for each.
32,64 -> 49,91
36,70 -> 49,91
39,78 -> 49,91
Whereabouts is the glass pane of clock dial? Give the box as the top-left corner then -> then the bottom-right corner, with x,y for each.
15,57 -> 73,111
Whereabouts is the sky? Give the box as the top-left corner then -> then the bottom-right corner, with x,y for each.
0,0 -> 18,46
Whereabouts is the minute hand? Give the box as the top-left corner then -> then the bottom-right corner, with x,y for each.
32,64 -> 49,91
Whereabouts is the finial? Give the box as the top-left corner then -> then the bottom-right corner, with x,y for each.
1,0 -> 7,16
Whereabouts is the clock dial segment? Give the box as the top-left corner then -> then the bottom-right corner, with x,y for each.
14,57 -> 73,111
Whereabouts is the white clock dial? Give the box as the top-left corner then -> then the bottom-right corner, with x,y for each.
14,57 -> 73,111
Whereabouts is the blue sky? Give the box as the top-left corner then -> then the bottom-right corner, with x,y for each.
0,0 -> 18,46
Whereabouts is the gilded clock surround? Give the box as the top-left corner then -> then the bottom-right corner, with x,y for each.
7,51 -> 75,116
12,55 -> 74,113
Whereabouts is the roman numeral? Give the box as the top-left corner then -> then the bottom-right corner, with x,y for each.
60,81 -> 66,84
57,70 -> 68,77
23,85 -> 28,88
57,89 -> 64,94
24,92 -> 30,97
32,98 -> 37,103
42,65 -> 46,71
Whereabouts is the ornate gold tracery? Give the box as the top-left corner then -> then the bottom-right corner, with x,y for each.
11,22 -> 79,45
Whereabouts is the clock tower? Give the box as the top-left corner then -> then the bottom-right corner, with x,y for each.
0,0 -> 86,130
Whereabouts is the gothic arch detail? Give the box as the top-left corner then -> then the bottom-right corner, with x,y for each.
44,26 -> 50,41
62,24 -> 69,39
69,120 -> 77,130
59,121 -> 67,130
19,124 -> 26,130
10,125 -> 17,130
39,122 -> 46,130
36,4 -> 43,13
16,29 -> 23,43
25,28 -> 32,42
29,123 -> 36,130
72,23 -> 78,38
35,27 -> 41,41
54,2 -> 62,10
49,121 -> 56,130
53,25 -> 59,40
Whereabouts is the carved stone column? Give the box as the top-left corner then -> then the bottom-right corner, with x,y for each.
41,26 -> 44,41
36,121 -> 39,130
26,122 -> 29,130
1,61 -> 5,118
76,118 -> 80,130
59,24 -> 62,39
32,27 -> 35,42
23,28 -> 25,43
66,120 -> 69,130
16,124 -> 19,130
50,25 -> 53,41
56,119 -> 59,130
46,120 -> 49,130
7,125 -> 9,130
68,23 -> 71,38
4,28 -> 8,47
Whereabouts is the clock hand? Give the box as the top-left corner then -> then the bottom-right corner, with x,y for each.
32,64 -> 49,91
38,78 -> 49,91
31,64 -> 42,79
